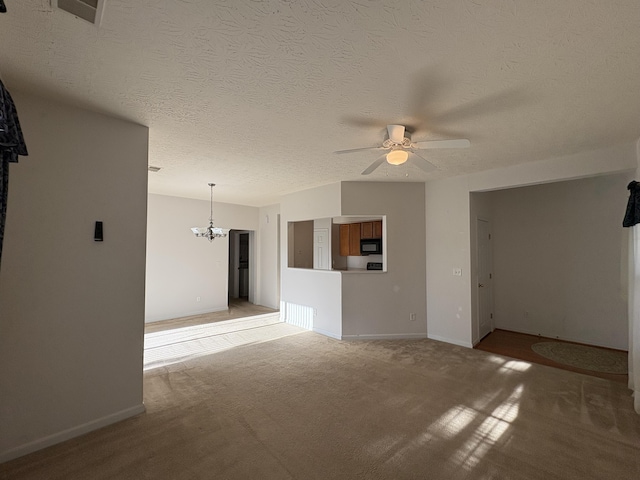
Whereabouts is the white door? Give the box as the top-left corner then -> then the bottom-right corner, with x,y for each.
313,228 -> 330,270
477,219 -> 493,340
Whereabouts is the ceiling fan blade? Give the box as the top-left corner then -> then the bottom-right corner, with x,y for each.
409,152 -> 437,173
361,155 -> 387,175
433,88 -> 527,124
387,125 -> 405,143
413,138 -> 470,149
334,146 -> 384,155
341,115 -> 389,129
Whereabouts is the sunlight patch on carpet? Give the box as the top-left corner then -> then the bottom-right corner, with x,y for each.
499,360 -> 532,373
144,315 -> 305,370
484,355 -> 532,374
456,384 -> 523,471
435,405 -> 478,439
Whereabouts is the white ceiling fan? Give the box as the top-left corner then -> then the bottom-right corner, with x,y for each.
335,125 -> 470,175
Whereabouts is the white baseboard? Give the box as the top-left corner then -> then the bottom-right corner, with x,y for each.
145,306 -> 229,323
493,325 -> 626,351
341,333 -> 427,341
313,327 -> 342,340
427,333 -> 473,348
0,403 -> 146,463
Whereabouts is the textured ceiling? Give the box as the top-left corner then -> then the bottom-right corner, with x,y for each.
1,0 -> 639,206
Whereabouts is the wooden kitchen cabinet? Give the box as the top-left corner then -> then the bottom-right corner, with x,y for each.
361,220 -> 382,239
339,223 -> 361,256
339,224 -> 350,256
349,224 -> 361,256
373,220 -> 382,238
361,222 -> 373,239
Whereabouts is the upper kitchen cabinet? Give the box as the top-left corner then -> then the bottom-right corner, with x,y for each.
361,220 -> 382,239
339,223 -> 361,256
338,218 -> 383,257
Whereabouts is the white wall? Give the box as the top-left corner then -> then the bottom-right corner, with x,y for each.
282,182 -> 342,221
145,194 -> 260,322
426,176 -> 474,346
258,204 -> 280,309
486,174 -> 631,349
281,183 -> 342,338
0,92 -> 148,461
426,142 -> 638,348
341,182 -> 427,339
281,268 -> 343,338
629,140 -> 640,413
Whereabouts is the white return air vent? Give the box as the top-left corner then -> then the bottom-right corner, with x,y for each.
53,0 -> 105,26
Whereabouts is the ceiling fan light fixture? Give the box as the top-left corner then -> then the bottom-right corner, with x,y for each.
386,149 -> 408,165
336,124 -> 468,175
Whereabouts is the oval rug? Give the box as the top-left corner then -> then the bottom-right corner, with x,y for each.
531,342 -> 627,374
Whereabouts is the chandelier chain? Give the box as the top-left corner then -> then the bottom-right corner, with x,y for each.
190,182 -> 228,242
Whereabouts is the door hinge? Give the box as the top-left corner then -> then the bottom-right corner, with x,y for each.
490,313 -> 493,319
489,273 -> 492,279
488,233 -> 492,240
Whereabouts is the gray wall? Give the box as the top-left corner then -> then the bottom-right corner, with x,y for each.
486,173 -> 631,349
280,181 -> 426,340
341,182 -> 426,338
293,220 -> 313,268
0,92 -> 149,461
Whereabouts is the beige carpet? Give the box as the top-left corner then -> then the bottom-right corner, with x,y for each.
2,324 -> 640,479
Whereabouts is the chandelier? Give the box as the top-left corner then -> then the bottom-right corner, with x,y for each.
191,183 -> 229,242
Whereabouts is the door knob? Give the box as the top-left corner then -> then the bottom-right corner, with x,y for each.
478,283 -> 484,288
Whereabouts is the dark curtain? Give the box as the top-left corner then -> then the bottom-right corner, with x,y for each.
0,79 -> 28,270
623,181 -> 640,228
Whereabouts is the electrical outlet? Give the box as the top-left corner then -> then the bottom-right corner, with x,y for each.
410,313 -> 417,321
453,268 -> 462,276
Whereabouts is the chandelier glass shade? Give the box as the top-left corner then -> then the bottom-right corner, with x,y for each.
191,183 -> 229,242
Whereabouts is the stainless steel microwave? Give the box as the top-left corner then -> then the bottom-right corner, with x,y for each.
360,238 -> 382,255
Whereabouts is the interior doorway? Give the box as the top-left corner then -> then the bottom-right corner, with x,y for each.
471,173 -> 630,357
228,230 -> 254,302
476,218 -> 493,341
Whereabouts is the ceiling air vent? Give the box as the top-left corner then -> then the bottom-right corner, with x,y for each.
53,0 -> 105,26
148,165 -> 161,173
